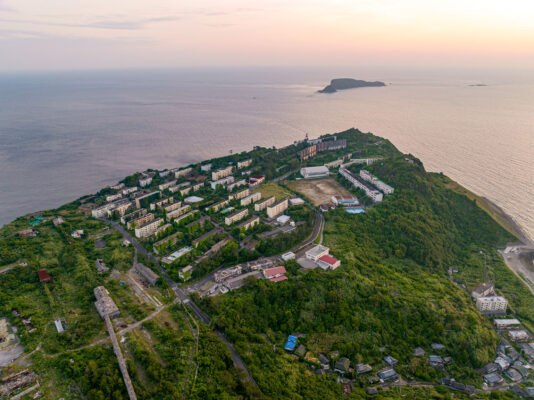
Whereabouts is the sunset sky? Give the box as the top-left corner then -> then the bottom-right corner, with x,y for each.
1,0 -> 534,71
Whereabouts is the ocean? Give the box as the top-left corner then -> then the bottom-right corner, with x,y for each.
0,67 -> 532,242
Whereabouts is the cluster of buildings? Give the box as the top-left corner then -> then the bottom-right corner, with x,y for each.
94,286 -> 120,319
297,244 -> 341,271
471,282 -> 508,315
298,138 -> 347,160
339,167 -> 384,203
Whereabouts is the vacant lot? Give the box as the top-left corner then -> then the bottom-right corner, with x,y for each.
252,182 -> 291,200
286,178 -> 352,206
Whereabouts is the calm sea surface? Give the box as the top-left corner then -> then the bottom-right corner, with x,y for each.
0,67 -> 532,241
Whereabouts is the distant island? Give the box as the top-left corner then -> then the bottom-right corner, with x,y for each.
468,84 -> 488,87
318,78 -> 386,93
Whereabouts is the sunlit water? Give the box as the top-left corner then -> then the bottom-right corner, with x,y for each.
1,67 -> 532,241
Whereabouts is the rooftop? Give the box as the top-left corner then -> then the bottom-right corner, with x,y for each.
264,266 -> 287,278
318,254 -> 339,265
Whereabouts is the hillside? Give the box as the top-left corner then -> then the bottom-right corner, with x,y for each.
0,128 -> 531,400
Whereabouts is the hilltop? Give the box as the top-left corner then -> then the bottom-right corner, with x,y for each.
1,128 -> 533,400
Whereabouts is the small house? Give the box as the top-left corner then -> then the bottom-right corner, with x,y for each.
355,363 -> 372,375
37,269 -> 53,283
334,357 -> 350,374
384,355 -> 398,367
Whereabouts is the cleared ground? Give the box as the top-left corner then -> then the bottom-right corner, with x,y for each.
252,182 -> 291,200
286,178 -> 352,206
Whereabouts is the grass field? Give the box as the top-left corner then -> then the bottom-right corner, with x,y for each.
252,182 -> 291,200
286,178 -> 352,206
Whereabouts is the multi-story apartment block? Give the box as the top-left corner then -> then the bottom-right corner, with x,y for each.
360,170 -> 394,194
158,180 -> 177,191
139,172 -> 155,187
476,296 -> 508,315
122,186 -> 138,195
227,179 -> 247,192
339,168 -> 383,202
167,205 -> 191,220
106,193 -> 122,202
210,176 -> 234,190
266,198 -> 289,218
150,197 -> 173,211
163,201 -> 183,213
174,167 -> 192,179
208,199 -> 229,213
127,213 -> 155,229
211,166 -> 233,181
237,159 -> 252,169
241,192 -> 261,206
134,191 -> 160,208
238,216 -> 260,231
134,218 -> 163,238
254,196 -> 275,211
225,208 -> 249,225
229,188 -> 250,201
191,182 -> 204,192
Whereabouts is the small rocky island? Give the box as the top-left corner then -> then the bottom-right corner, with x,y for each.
318,78 -> 386,93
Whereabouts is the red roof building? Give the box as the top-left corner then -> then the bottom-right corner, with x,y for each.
263,266 -> 287,279
37,269 -> 53,283
270,275 -> 288,283
317,254 -> 341,270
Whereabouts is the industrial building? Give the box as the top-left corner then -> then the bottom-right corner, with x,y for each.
300,166 -> 329,179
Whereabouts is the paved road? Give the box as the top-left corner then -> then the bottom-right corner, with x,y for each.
292,209 -> 324,256
100,217 -> 258,388
272,168 -> 299,183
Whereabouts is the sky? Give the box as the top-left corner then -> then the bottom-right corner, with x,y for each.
1,0 -> 534,71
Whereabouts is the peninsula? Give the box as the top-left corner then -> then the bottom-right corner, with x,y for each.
318,78 -> 386,93
1,129 -> 534,399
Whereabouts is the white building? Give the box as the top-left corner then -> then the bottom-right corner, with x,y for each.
241,192 -> 262,206
200,163 -> 212,172
300,166 -> 329,179
211,176 -> 235,190
476,296 -> 508,314
225,208 -> 249,225
255,196 -> 275,211
305,244 -> 330,261
211,166 -> 233,181
289,197 -> 305,206
281,252 -> 296,261
135,218 -> 163,238
360,170 -> 394,194
509,330 -> 529,342
237,159 -> 252,169
139,173 -> 155,187
339,167 -> 383,202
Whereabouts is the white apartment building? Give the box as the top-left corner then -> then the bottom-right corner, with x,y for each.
241,192 -> 262,206
210,176 -> 235,190
266,198 -> 289,218
227,179 -> 248,192
476,296 -> 508,314
225,208 -> 249,225
158,180 -> 177,191
135,218 -> 163,238
339,168 -> 383,202
174,167 -> 192,178
167,205 -> 191,219
360,170 -> 394,194
106,193 -> 122,202
122,186 -> 137,195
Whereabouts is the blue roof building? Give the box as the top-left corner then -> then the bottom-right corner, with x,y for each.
284,335 -> 298,351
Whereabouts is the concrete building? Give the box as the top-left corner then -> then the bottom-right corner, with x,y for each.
192,228 -> 222,248
121,209 -> 146,225
158,180 -> 177,191
167,205 -> 191,220
229,188 -> 250,201
159,170 -> 170,178
211,166 -> 233,181
241,192 -> 262,206
210,176 -> 235,190
339,167 -> 383,202
289,197 -> 305,206
476,296 -> 508,315
95,259 -> 109,274
161,247 -> 193,264
317,254 -> 341,270
494,319 -> 521,330
298,145 -> 317,160
127,213 -> 155,229
360,170 -> 394,194
266,198 -> 289,218
134,263 -> 159,286
324,159 -> 344,169
191,182 -> 204,192
238,216 -> 260,231
163,201 -> 183,213
316,139 -> 347,152
248,175 -> 265,187
509,330 -> 529,342
106,193 -> 122,202
134,191 -> 160,209
263,266 -> 287,282
471,282 -> 494,299
19,228 -> 37,237
134,218 -> 163,238
225,208 -> 249,225
179,265 -> 194,281
255,196 -> 275,211
150,197 -> 172,211
174,167 -> 193,178
208,199 -> 230,213
227,179 -> 248,192
94,286 -> 120,319
122,186 -> 138,195
281,252 -> 296,261
300,166 -> 329,179
237,159 -> 252,169
306,244 -> 330,261
200,163 -> 212,172
332,195 -> 359,207
139,172 -> 155,187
